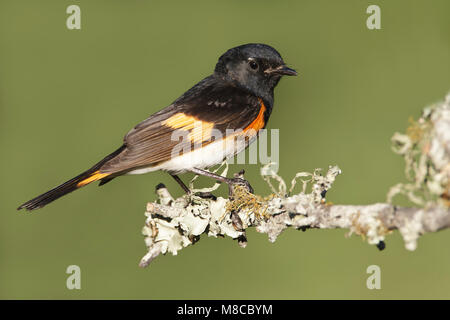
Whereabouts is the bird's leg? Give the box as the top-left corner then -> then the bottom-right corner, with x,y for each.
169,173 -> 216,200
190,167 -> 254,197
170,174 -> 190,193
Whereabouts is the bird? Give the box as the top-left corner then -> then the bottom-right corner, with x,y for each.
18,43 -> 297,211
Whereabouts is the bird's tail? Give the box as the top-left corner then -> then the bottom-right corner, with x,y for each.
17,145 -> 125,211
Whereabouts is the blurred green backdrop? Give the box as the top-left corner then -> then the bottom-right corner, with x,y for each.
1,0 -> 449,299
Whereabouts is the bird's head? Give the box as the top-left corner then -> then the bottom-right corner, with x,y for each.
214,43 -> 297,102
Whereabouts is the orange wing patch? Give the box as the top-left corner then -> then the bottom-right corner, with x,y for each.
162,113 -> 214,144
163,113 -> 196,129
77,171 -> 110,187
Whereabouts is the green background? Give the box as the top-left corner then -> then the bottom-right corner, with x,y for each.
1,0 -> 449,299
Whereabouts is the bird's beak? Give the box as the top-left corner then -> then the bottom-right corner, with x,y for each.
265,65 -> 298,76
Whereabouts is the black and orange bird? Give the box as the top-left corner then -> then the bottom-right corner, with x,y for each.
18,43 -> 297,211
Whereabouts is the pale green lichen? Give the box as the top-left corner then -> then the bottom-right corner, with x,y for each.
261,162 -> 341,203
388,93 -> 450,208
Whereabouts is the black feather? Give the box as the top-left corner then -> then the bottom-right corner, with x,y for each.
17,145 -> 125,211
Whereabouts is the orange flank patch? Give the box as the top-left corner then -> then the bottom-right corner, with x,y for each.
244,99 -> 266,132
163,113 -> 214,144
77,171 -> 110,187
222,99 -> 267,150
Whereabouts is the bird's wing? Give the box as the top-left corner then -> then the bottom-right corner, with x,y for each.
99,81 -> 265,174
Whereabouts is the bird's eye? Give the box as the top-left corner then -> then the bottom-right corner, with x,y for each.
248,60 -> 259,70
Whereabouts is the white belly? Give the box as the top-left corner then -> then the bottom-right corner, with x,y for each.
127,134 -> 256,175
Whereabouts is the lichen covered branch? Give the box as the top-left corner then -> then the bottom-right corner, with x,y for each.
388,93 -> 450,206
139,93 -> 450,268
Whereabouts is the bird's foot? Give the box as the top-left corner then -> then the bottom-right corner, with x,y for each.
227,170 -> 254,197
194,191 -> 217,201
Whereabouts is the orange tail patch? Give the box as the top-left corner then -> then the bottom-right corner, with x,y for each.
77,171 -> 110,187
